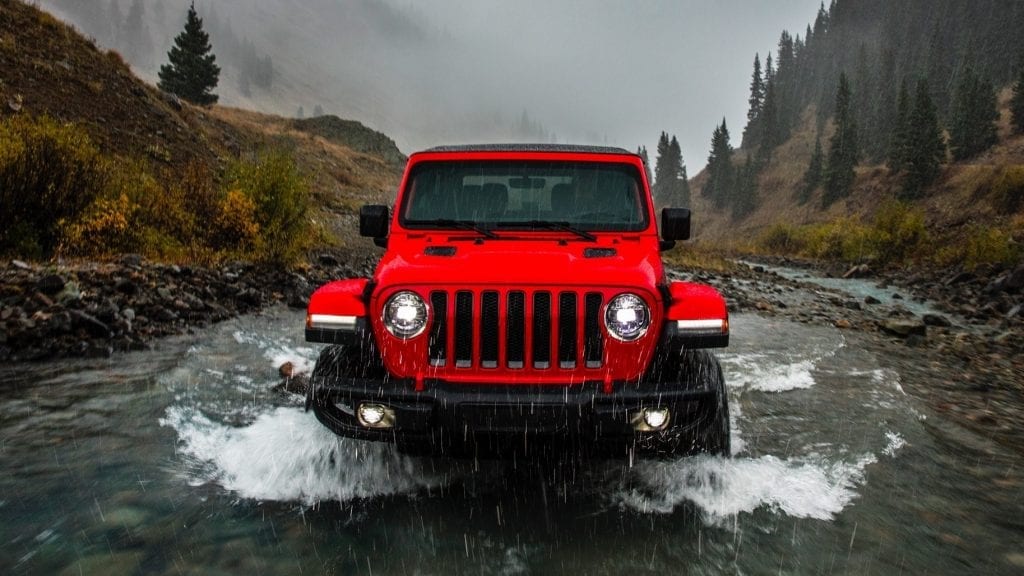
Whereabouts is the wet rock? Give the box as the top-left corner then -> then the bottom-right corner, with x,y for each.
33,291 -> 54,308
56,281 -> 81,305
318,253 -> 340,267
904,333 -> 926,347
1007,265 -> 1024,292
892,293 -> 904,300
880,319 -> 927,338
70,311 -> 112,338
843,264 -> 870,279
864,295 -> 882,305
944,270 -> 974,286
36,274 -> 66,295
834,319 -> 852,329
279,361 -> 295,378
923,314 -> 952,328
10,259 -> 30,270
114,277 -> 138,295
119,253 -> 144,268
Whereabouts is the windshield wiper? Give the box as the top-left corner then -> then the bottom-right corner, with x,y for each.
496,220 -> 596,242
415,219 -> 499,239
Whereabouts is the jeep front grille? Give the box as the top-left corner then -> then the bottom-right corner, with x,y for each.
427,289 -> 604,370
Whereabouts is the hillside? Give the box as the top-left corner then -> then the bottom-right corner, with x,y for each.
684,0 -> 1024,268
0,0 -> 402,261
689,99 -> 1024,242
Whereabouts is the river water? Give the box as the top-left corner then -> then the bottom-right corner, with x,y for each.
2,299 -> 1023,574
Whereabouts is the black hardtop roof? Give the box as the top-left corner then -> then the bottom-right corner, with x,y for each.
418,143 -> 636,156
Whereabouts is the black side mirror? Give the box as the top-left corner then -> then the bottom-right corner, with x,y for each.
660,208 -> 691,251
360,205 -> 389,247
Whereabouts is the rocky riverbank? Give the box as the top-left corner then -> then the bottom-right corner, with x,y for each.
0,254 -> 374,362
683,256 -> 1024,452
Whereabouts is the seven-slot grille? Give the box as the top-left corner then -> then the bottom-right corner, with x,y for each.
427,290 -> 606,370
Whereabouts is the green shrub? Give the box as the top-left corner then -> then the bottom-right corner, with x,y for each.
961,226 -> 1020,269
803,219 -> 873,262
991,165 -> 1024,214
60,193 -> 139,256
758,224 -> 806,255
211,189 -> 261,252
0,116 -> 108,257
226,150 -> 313,265
870,200 -> 929,264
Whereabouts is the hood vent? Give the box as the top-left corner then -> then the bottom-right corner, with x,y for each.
424,246 -> 457,256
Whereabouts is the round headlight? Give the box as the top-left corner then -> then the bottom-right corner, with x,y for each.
604,293 -> 650,341
383,291 -> 428,339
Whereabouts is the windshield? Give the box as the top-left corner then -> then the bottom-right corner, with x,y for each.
400,161 -> 648,232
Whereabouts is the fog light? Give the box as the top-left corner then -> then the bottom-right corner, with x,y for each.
632,407 -> 671,432
357,403 -> 395,428
644,408 -> 669,429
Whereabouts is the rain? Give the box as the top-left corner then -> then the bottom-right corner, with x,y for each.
3,1 -> 1024,574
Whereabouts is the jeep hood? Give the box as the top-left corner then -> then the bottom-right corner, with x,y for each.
373,235 -> 664,291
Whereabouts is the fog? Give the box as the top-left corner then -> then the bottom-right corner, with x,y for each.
42,0 -> 820,170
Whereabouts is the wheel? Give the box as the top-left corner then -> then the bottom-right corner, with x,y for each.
306,341 -> 384,413
638,350 -> 730,458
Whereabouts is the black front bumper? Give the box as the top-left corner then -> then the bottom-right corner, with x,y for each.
308,371 -> 718,455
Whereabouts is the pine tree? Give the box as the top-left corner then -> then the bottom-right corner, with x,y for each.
1013,58 -> 1024,135
823,73 -> 858,207
949,65 -> 998,160
158,3 -> 220,106
702,119 -> 735,209
901,80 -> 946,199
653,132 -> 672,204
637,145 -> 653,187
887,80 -> 912,172
799,136 -> 824,204
668,136 -> 690,207
732,156 -> 758,219
757,79 -> 779,165
743,54 -> 764,148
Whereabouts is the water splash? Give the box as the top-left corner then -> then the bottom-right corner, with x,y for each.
617,453 -> 875,523
160,406 -> 447,505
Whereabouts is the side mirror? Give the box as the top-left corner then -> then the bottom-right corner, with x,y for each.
660,208 -> 691,251
360,205 -> 389,247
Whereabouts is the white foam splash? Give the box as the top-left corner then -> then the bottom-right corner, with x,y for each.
618,453 -> 875,523
727,354 -> 817,393
160,406 -> 446,505
882,432 -> 906,457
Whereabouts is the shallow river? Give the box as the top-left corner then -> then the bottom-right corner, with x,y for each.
2,301 -> 1023,574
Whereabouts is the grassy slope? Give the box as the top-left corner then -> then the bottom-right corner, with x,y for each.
687,90 -> 1024,253
0,0 -> 401,256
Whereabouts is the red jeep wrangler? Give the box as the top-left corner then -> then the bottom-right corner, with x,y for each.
305,144 -> 730,457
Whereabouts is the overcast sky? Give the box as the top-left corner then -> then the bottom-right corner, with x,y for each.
399,0 -> 823,169
45,0 -> 824,172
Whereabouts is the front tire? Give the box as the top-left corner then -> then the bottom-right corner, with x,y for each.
640,350 -> 730,457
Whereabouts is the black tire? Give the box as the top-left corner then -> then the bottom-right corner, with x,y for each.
639,350 -> 731,458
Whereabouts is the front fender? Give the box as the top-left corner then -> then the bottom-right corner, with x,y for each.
662,281 -> 729,349
305,278 -> 371,344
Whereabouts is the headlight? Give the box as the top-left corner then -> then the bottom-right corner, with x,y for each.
382,291 -> 428,339
604,293 -> 650,341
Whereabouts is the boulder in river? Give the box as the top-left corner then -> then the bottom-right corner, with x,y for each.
880,319 -> 927,338
843,264 -> 871,279
922,314 -> 952,328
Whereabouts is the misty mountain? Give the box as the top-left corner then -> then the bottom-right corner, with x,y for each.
37,0 -> 562,152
